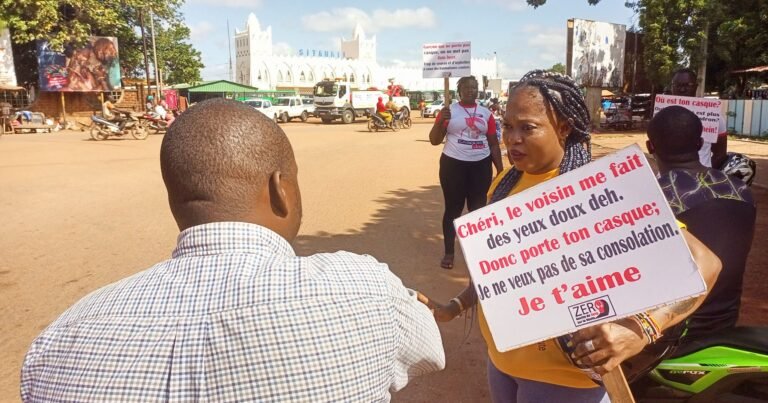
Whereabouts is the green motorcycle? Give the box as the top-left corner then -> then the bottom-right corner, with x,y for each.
631,326 -> 768,402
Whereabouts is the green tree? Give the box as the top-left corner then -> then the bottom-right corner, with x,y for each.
527,0 -> 601,7
705,1 -> 768,95
548,62 -> 566,74
155,22 -> 203,84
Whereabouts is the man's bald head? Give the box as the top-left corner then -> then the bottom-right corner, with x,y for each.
648,105 -> 703,163
161,98 -> 300,232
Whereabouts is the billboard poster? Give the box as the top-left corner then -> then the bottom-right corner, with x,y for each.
0,28 -> 17,87
37,37 -> 122,92
568,19 -> 626,88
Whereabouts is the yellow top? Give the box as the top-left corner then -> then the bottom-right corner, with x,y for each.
480,167 -> 599,388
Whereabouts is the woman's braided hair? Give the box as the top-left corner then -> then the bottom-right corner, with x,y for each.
490,70 -> 592,203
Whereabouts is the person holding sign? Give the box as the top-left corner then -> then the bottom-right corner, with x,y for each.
429,75 -> 504,269
424,71 -> 721,402
648,105 -> 755,339
669,68 -> 728,169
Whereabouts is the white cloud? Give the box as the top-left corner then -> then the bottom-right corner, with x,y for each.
189,0 -> 260,8
190,21 -> 215,41
464,0 -> 527,12
201,63 -> 230,81
272,41 -> 293,56
301,7 -> 436,33
528,31 -> 565,49
372,8 -> 436,29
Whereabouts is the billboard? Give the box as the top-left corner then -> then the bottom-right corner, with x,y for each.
567,19 -> 625,88
37,37 -> 121,91
0,28 -> 17,87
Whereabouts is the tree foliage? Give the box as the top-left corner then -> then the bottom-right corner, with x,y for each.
526,0 -> 602,8
548,63 -> 566,74
626,0 -> 711,90
1,0 -> 203,85
155,22 -> 203,84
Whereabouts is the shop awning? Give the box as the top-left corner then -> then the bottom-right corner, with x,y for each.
186,80 -> 259,93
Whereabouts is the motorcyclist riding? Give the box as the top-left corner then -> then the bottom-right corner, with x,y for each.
102,97 -> 126,130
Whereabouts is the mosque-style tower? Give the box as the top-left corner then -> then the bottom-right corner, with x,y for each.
341,24 -> 376,61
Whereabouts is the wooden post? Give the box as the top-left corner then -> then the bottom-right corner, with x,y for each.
603,367 -> 636,403
443,72 -> 451,105
60,92 -> 66,126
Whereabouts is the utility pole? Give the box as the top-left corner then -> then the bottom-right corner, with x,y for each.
149,9 -> 162,95
227,19 -> 233,81
139,10 -> 151,98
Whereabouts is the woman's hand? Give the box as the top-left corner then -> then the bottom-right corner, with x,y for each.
416,291 -> 462,322
569,317 -> 648,375
432,300 -> 462,322
438,106 -> 451,123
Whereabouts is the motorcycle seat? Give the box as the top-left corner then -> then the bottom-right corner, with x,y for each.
671,326 -> 768,358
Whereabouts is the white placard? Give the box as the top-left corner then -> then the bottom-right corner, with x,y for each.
422,42 -> 471,79
0,28 -> 18,87
654,94 -> 723,143
455,145 -> 706,352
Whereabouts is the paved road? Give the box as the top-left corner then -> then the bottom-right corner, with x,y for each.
1,121 -> 765,401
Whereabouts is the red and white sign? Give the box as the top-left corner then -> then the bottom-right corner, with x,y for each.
654,94 -> 723,143
422,41 -> 471,79
455,145 -> 706,352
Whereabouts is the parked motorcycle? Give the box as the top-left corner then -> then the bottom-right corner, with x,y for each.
366,110 -> 398,132
630,326 -> 768,402
90,109 -> 148,140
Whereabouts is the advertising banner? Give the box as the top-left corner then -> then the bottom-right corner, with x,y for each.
654,94 -> 724,143
455,145 -> 706,352
37,37 -> 122,92
0,28 -> 17,87
569,19 -> 626,88
422,42 -> 471,79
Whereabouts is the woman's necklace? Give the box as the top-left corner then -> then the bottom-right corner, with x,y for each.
461,103 -> 477,118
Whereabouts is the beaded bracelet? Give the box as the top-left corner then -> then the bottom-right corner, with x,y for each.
633,312 -> 661,343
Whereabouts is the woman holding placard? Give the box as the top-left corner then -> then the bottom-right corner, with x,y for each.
424,70 -> 721,402
429,75 -> 504,270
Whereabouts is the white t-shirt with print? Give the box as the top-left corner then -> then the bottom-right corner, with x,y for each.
439,102 -> 496,162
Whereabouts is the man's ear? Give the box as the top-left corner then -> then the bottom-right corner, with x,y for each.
646,140 -> 655,154
268,171 -> 289,218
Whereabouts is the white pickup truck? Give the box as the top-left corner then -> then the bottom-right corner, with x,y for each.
274,96 -> 313,123
243,98 -> 278,121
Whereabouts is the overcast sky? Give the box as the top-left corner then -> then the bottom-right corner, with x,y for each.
181,0 -> 636,81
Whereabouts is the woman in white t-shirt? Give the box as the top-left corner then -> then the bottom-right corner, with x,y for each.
429,76 -> 504,269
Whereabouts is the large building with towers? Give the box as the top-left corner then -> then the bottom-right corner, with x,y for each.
234,13 -> 499,93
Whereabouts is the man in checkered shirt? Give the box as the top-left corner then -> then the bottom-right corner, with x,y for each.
21,98 -> 445,402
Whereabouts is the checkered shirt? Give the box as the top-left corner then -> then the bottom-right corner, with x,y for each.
21,222 -> 445,402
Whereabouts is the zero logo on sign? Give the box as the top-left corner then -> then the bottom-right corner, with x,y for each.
568,296 -> 616,326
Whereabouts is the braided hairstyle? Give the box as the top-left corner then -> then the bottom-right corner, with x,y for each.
490,70 -> 592,203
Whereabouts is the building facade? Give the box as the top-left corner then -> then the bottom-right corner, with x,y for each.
234,13 -> 498,94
